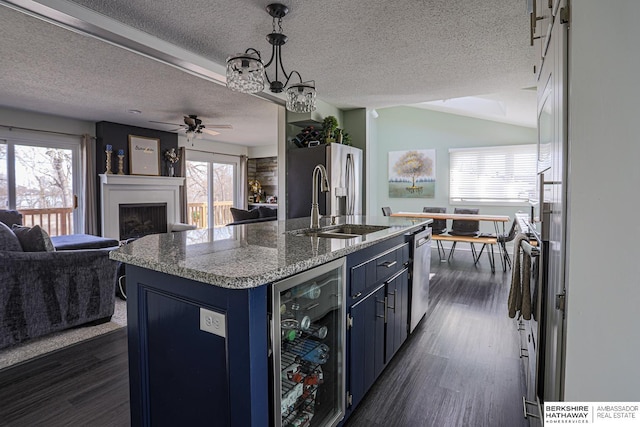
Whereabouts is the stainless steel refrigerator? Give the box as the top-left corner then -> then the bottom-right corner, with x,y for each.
287,144 -> 363,219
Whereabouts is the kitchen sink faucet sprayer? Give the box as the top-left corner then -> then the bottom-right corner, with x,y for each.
311,164 -> 330,229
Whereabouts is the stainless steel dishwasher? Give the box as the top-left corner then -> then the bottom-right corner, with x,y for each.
409,227 -> 432,333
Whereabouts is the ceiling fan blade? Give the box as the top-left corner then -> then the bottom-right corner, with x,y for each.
204,124 -> 233,129
201,128 -> 221,136
149,120 -> 182,126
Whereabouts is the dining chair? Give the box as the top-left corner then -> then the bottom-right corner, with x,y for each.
448,208 -> 480,261
423,207 -> 447,260
497,218 -> 519,269
381,207 -> 392,216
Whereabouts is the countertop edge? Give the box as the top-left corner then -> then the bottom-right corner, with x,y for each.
110,220 -> 429,289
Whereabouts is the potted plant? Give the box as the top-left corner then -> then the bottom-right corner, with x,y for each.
322,115 -> 338,144
342,131 -> 352,146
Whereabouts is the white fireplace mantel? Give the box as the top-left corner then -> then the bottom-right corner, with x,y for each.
99,174 -> 185,239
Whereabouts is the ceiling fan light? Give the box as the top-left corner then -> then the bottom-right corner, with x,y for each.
286,82 -> 316,113
226,52 -> 265,93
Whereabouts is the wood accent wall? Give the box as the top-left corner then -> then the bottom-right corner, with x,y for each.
247,157 -> 278,199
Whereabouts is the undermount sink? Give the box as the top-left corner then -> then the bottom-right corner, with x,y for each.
290,224 -> 390,239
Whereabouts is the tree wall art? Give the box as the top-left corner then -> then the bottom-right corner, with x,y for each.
388,149 -> 436,198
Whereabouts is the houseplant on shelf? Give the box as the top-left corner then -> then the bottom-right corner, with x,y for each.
322,115 -> 338,144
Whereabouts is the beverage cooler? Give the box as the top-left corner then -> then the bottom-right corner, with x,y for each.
271,258 -> 346,427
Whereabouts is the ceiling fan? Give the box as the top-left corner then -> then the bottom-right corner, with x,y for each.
150,114 -> 232,136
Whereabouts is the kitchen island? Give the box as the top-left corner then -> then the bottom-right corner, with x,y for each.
110,215 -> 429,427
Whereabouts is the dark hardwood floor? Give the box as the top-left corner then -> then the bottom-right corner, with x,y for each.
0,329 -> 130,427
0,250 -> 526,427
344,250 -> 528,427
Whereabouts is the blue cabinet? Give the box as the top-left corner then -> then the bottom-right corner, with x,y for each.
348,284 -> 386,409
385,268 -> 409,363
126,266 -> 270,427
344,235 -> 411,418
124,233 -> 413,427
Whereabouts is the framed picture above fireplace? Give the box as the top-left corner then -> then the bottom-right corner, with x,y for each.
129,135 -> 160,176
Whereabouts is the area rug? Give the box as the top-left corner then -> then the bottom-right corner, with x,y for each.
0,299 -> 127,371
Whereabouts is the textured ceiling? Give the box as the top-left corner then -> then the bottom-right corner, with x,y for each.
0,0 -> 536,146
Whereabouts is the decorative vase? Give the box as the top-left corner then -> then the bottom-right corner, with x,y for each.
168,164 -> 175,177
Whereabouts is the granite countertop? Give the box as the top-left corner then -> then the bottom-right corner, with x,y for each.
110,215 -> 430,289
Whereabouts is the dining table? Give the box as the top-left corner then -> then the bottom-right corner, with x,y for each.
390,211 -> 511,271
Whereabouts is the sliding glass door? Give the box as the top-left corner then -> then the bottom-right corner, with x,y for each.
0,132 -> 81,235
185,151 -> 240,229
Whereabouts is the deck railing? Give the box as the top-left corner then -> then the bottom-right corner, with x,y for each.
20,207 -> 74,236
188,201 -> 234,228
17,203 -> 235,236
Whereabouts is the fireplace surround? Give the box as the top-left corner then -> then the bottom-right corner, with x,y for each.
99,174 -> 184,240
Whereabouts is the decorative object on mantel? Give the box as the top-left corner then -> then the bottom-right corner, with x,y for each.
163,148 -> 180,177
225,3 -> 316,113
117,149 -> 125,175
128,135 -> 160,176
105,144 -> 113,174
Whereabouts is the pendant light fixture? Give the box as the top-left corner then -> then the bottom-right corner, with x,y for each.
226,3 -> 316,113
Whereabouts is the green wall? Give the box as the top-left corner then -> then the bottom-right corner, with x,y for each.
372,106 -> 537,233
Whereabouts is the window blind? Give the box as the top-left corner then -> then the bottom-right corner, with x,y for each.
449,144 -> 537,204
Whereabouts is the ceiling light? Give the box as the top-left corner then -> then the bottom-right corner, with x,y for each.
186,129 -> 200,146
226,3 -> 316,113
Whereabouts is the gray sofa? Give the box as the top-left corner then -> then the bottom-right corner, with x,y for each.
227,206 -> 277,225
0,211 -> 119,350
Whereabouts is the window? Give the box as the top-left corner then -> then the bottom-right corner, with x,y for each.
449,144 -> 537,204
185,151 -> 240,229
0,132 -> 82,235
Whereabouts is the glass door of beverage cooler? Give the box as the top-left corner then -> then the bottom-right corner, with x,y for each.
272,258 -> 346,427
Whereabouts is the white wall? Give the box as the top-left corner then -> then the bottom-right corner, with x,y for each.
248,145 -> 277,158
178,134 -> 248,156
563,0 -> 640,400
0,107 -> 95,135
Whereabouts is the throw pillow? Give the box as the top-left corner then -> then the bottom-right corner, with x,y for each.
258,206 -> 277,218
11,224 -> 55,252
0,221 -> 23,251
230,207 -> 259,222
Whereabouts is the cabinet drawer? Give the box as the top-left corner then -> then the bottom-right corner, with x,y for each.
374,248 -> 400,283
350,243 -> 409,299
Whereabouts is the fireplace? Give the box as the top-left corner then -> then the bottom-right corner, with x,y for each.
119,203 -> 167,240
100,174 -> 184,240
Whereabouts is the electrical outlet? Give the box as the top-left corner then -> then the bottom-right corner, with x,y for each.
199,308 -> 226,338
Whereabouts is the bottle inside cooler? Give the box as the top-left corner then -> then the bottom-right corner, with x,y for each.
275,266 -> 344,427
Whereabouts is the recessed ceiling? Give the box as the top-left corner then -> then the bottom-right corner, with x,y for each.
0,0 -> 537,146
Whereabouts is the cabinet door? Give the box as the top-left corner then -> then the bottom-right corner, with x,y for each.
348,285 -> 386,409
385,268 -> 409,363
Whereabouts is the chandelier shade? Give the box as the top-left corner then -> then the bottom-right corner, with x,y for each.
226,51 -> 265,94
286,81 -> 317,113
225,3 -> 316,112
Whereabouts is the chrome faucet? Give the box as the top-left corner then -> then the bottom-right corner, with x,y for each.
311,164 -> 330,229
